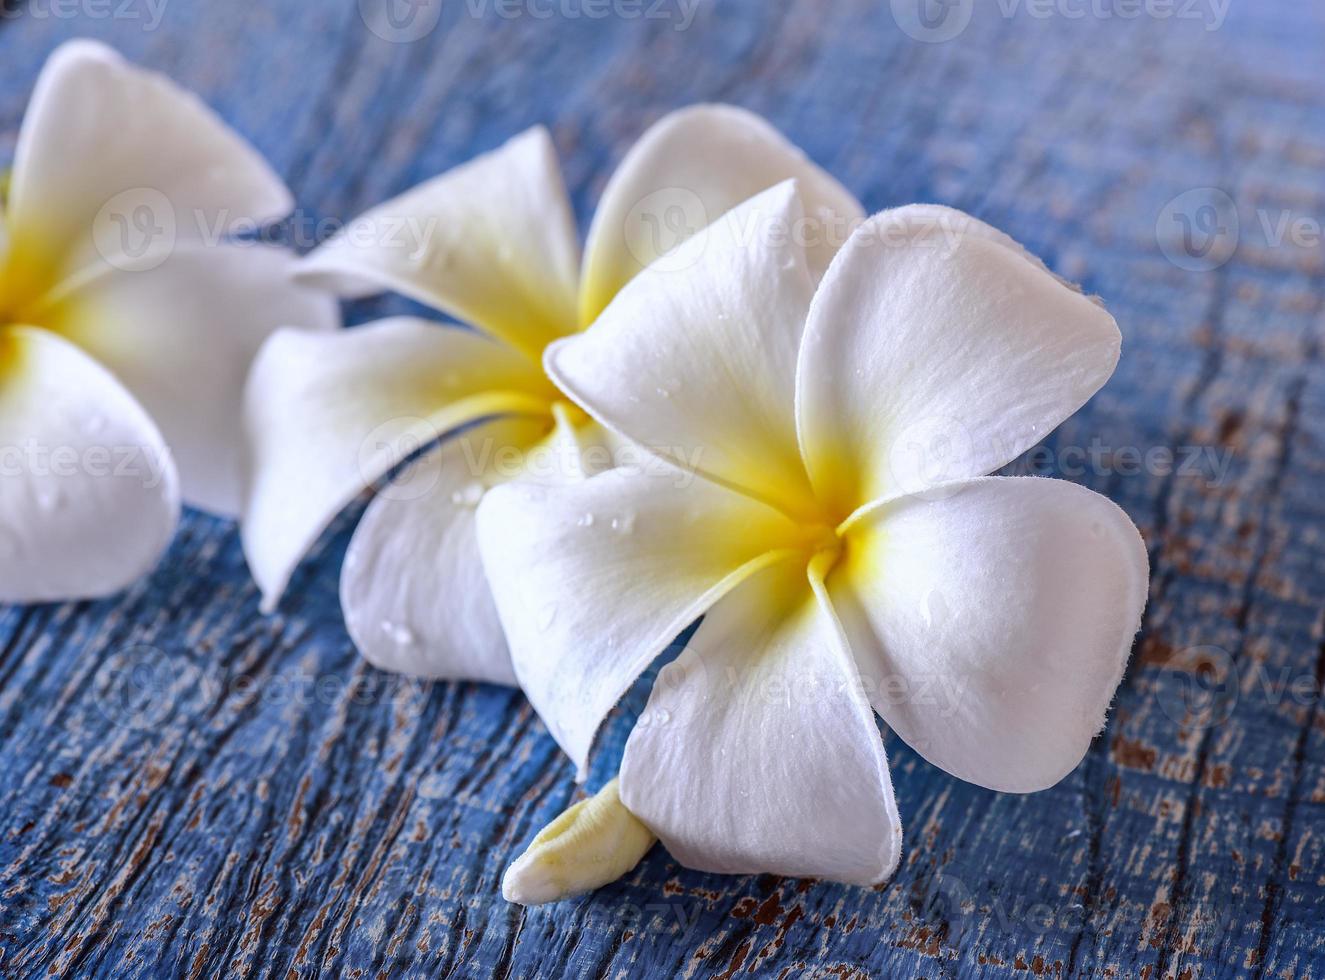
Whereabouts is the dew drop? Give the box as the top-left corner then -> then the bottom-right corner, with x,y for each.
576,513 -> 595,528
449,481 -> 485,508
610,512 -> 636,534
36,486 -> 64,513
381,620 -> 415,646
921,588 -> 948,628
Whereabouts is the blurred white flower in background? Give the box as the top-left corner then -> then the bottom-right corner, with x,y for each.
0,41 -> 337,602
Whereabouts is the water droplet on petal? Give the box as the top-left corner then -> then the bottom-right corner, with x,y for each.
577,513 -> 595,528
36,486 -> 64,513
610,512 -> 636,534
381,620 -> 415,646
450,481 -> 485,508
921,588 -> 948,628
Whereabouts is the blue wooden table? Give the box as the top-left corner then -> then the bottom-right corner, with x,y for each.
2,1 -> 1324,976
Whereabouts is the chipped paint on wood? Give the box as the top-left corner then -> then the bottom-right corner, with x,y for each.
1,1 -> 1325,977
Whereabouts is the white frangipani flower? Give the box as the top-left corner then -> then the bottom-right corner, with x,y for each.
241,105 -> 863,686
0,41 -> 337,603
477,182 -> 1151,888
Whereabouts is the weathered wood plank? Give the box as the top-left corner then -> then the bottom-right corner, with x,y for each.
1,1 -> 1323,977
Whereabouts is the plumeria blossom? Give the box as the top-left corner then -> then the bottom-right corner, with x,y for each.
241,105 -> 863,685
0,41 -> 337,603
478,181 -> 1151,891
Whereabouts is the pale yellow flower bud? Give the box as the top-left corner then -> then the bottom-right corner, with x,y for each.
502,779 -> 656,905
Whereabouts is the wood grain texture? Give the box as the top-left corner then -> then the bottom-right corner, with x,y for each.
1,1 -> 1324,976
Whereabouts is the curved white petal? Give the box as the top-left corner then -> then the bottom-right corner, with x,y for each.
548,182 -> 819,520
0,326 -> 180,603
797,208 -> 1121,517
580,104 -> 864,322
341,416 -> 556,686
475,466 -> 802,777
832,476 -> 1149,793
6,41 -> 292,290
241,318 -> 552,612
298,127 -> 580,360
37,243 -> 339,516
619,558 -> 901,885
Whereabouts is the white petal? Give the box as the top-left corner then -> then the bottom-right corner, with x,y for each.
475,466 -> 802,777
832,476 -> 1149,793
619,557 -> 901,885
548,182 -> 819,520
580,104 -> 863,322
340,417 -> 554,686
0,326 -> 180,603
298,127 -> 580,359
796,207 -> 1121,517
6,41 -> 292,288
36,243 -> 339,516
241,318 -> 552,612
